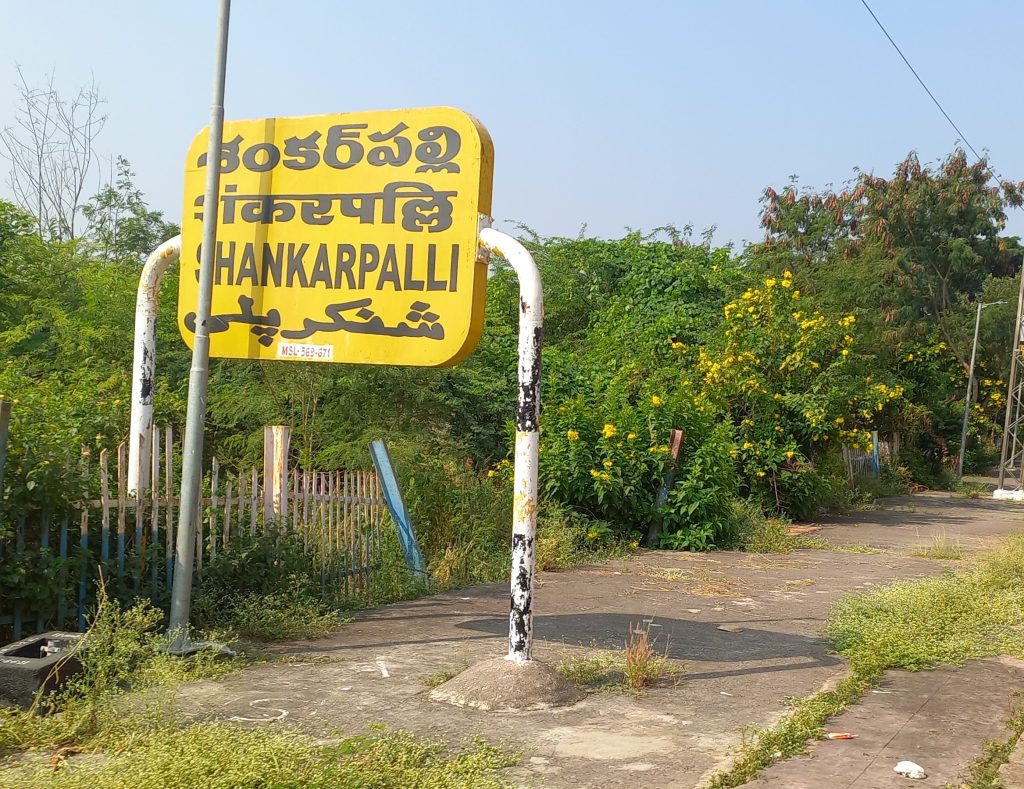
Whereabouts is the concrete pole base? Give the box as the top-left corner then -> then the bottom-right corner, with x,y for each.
428,657 -> 584,711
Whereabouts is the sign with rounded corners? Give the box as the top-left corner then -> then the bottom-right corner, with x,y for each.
178,107 -> 494,366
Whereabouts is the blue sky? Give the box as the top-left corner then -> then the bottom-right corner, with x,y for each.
1,0 -> 1021,247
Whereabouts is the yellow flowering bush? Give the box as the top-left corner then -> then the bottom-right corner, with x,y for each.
698,277 -> 903,517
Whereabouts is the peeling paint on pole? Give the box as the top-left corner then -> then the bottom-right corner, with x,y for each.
127,236 -> 182,495
479,227 -> 543,664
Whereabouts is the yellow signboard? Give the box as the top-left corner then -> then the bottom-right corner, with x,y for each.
178,107 -> 494,366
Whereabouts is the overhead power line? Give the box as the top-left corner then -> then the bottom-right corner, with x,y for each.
858,0 -> 1003,187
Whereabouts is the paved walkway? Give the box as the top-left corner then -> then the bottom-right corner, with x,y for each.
176,491 -> 1024,788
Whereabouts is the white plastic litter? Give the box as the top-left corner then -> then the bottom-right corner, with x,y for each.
893,761 -> 927,780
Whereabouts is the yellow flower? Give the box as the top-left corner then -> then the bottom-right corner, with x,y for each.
756,470 -> 766,477
603,459 -> 614,470
792,290 -> 800,299
629,539 -> 640,550
487,469 -> 496,478
566,429 -> 580,441
742,441 -> 754,450
602,423 -> 618,439
586,531 -> 598,541
627,432 -> 637,442
650,396 -> 664,408
590,469 -> 600,478
671,341 -> 685,350
841,348 -> 850,356
765,277 -> 777,288
785,450 -> 795,459
600,472 -> 612,482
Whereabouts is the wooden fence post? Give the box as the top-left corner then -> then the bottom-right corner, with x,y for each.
643,428 -> 686,547
262,425 -> 291,525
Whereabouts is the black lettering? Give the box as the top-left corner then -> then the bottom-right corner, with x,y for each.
242,142 -> 281,172
309,245 -> 333,288
236,243 -> 258,285
323,124 -> 366,169
367,123 -> 412,166
334,244 -> 356,289
198,134 -> 241,173
449,244 -> 459,292
282,131 -> 321,170
403,243 -> 424,291
426,245 -> 447,291
286,243 -> 310,288
357,244 -> 379,289
260,243 -> 283,287
194,243 -> 203,281
376,245 -> 401,290
415,126 -> 461,173
214,241 -> 235,285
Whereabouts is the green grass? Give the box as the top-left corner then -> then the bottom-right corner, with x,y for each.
705,532 -> 1024,787
740,514 -> 802,554
0,586 -> 516,788
832,543 -> 884,554
953,694 -> 1024,789
909,533 -> 964,561
4,724 -> 515,789
422,667 -> 463,688
556,624 -> 684,696
954,481 -> 988,500
556,652 -> 626,691
224,590 -> 350,642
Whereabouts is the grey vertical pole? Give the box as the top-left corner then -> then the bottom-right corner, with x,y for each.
998,272 -> 1024,490
958,301 -> 983,480
168,0 -> 232,643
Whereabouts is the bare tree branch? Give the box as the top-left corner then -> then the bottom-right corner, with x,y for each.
0,66 -> 107,239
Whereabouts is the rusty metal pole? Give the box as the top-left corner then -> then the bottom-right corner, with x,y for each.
127,236 -> 181,495
479,227 -> 543,664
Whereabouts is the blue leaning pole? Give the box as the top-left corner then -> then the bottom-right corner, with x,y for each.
369,439 -> 426,579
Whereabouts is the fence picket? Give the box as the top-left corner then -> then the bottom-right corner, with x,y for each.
116,442 -> 127,575
2,416 -> 391,640
100,449 -> 111,565
164,426 -> 174,590
224,480 -> 233,547
150,425 -> 160,599
250,467 -> 258,536
210,458 -> 219,558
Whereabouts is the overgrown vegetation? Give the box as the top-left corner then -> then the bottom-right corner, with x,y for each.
707,532 -> 1024,787
0,589 -> 515,788
556,621 -> 683,695
1,82 -> 1021,641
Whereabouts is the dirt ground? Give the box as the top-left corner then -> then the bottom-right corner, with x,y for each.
176,490 -> 1024,788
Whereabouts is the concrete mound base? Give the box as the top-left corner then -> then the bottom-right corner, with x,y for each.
429,657 -> 584,711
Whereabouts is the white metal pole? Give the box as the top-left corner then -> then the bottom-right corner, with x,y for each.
958,301 -> 983,480
478,227 -> 543,664
127,235 -> 181,495
169,0 -> 231,643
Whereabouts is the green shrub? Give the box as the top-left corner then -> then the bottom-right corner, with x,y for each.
192,528 -> 342,641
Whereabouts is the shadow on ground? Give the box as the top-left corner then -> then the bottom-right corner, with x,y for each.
459,613 -> 843,680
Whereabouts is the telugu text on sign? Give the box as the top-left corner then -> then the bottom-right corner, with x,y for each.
178,107 -> 494,366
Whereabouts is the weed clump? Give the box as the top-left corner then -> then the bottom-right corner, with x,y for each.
556,621 -> 682,695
